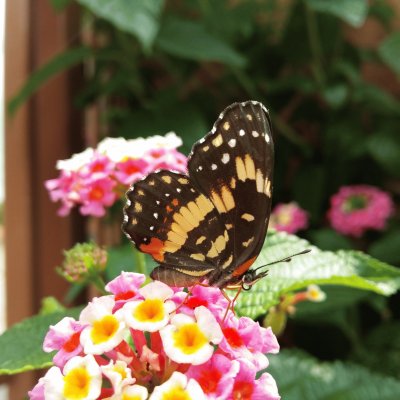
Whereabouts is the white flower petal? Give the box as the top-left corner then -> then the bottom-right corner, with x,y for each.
139,281 -> 174,301
194,306 -> 223,344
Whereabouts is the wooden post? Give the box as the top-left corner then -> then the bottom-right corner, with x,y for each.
4,1 -> 84,398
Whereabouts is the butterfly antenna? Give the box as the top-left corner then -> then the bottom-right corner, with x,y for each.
253,249 -> 311,272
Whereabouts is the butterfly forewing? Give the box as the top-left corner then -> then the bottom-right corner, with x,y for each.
187,101 -> 274,287
123,101 -> 274,289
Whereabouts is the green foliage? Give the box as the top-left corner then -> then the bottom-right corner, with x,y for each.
8,46 -> 92,115
156,17 -> 246,67
236,231 -> 400,318
269,350 -> 400,399
77,0 -> 164,51
379,32 -> 400,74
0,308 -> 81,374
352,322 -> 400,379
49,0 -> 71,11
305,0 -> 368,27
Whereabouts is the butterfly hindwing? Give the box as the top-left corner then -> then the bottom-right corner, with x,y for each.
123,170 -> 233,285
187,101 -> 274,286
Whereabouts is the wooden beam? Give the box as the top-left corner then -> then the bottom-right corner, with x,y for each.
4,1 -> 84,398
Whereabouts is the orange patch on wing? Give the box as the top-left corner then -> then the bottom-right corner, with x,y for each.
166,205 -> 173,213
232,256 -> 256,277
139,238 -> 165,262
172,198 -> 179,206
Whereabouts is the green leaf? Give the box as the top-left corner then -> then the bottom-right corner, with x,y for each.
366,129 -> 400,177
236,231 -> 400,318
305,0 -> 368,27
307,228 -> 352,251
379,32 -> 400,74
8,46 -> 92,115
156,17 -> 246,67
322,84 -> 348,108
269,350 -> 400,399
353,84 -> 400,115
353,322 -> 400,379
49,0 -> 71,11
369,230 -> 400,264
77,0 -> 164,51
0,308 -> 81,375
297,287 -> 370,319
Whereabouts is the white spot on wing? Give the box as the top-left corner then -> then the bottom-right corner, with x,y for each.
177,188 -> 181,193
211,164 -> 217,170
126,199 -> 131,206
156,200 -> 160,205
252,130 -> 259,137
239,129 -> 245,136
153,213 -> 158,218
265,134 -> 270,143
221,153 -> 230,164
150,226 -> 154,231
165,193 -> 170,197
228,139 -> 236,148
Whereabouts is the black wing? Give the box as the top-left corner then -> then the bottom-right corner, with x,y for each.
187,101 -> 274,287
122,171 -> 233,286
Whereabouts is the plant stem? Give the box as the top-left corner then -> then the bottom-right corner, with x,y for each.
305,2 -> 325,87
91,274 -> 107,294
133,248 -> 147,275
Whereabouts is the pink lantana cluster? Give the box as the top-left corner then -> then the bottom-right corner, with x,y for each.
328,185 -> 394,237
45,133 -> 187,217
269,202 -> 309,234
29,272 -> 280,400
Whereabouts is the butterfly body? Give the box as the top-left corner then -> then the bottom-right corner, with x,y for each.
123,101 -> 274,291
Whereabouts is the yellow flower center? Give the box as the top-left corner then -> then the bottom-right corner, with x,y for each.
63,367 -> 91,399
91,315 -> 119,344
122,395 -> 142,400
162,385 -> 191,400
277,210 -> 291,225
173,323 -> 208,354
134,299 -> 165,322
114,364 -> 127,379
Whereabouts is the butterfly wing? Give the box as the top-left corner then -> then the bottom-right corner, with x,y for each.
187,101 -> 274,287
122,170 -> 233,286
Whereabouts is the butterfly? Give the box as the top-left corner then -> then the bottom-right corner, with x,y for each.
123,101 -> 274,303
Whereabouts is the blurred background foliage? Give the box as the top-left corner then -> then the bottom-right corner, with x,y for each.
9,0 -> 400,395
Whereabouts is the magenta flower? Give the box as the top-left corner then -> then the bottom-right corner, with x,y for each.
269,202 -> 309,234
79,176 -> 117,217
114,158 -> 150,185
44,171 -> 81,216
30,272 -> 280,399
43,317 -> 84,368
328,185 -> 394,237
82,152 -> 114,178
219,315 -> 279,370
232,358 -> 280,400
105,271 -> 146,310
186,354 -> 239,399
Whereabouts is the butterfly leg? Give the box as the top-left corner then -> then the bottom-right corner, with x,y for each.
221,286 -> 243,321
173,282 -> 210,313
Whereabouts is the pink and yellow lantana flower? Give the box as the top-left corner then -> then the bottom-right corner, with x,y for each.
29,272 -> 280,400
45,133 -> 187,217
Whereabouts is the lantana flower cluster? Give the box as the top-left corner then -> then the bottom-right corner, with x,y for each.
45,133 -> 187,217
328,185 -> 394,237
29,272 -> 280,400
